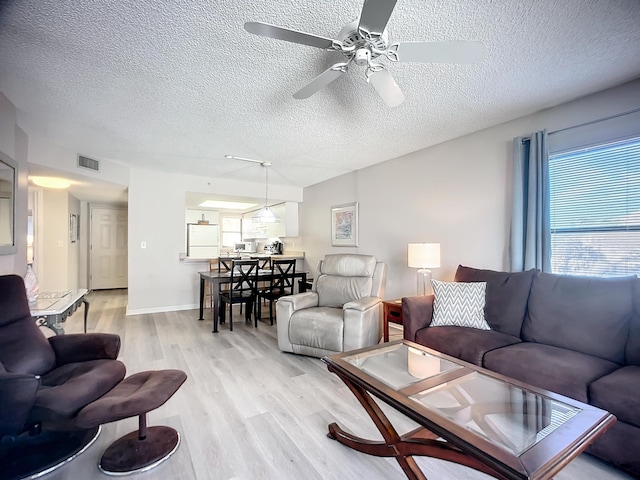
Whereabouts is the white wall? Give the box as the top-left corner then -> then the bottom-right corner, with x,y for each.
0,91 -> 28,277
299,79 -> 640,300
126,167 -> 303,314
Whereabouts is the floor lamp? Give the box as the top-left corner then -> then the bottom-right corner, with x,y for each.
408,243 -> 441,296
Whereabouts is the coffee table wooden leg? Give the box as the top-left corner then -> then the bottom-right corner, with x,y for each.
328,372 -> 511,480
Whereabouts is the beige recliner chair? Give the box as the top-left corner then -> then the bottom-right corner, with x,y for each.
276,254 -> 386,358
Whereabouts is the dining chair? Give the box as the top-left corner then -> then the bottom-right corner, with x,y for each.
218,259 -> 259,331
216,256 -> 241,314
257,259 -> 296,325
251,256 -> 273,309
204,259 -> 218,309
250,256 -> 272,271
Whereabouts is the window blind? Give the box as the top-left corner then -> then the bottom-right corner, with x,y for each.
549,137 -> 640,277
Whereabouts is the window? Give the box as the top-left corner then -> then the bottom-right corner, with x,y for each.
548,137 -> 640,276
220,216 -> 242,247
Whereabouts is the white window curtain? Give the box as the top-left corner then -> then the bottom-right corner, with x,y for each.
509,130 -> 551,272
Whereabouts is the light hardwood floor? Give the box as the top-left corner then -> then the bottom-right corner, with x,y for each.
40,290 -> 633,480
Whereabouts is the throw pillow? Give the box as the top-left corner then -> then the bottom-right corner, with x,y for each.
431,280 -> 490,330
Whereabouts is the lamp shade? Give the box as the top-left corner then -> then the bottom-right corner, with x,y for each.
407,243 -> 441,269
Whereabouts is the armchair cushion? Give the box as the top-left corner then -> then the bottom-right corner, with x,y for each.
0,319 -> 56,375
289,307 -> 344,353
317,254 -> 377,308
0,274 -> 56,375
321,254 -> 376,276
0,372 -> 39,436
30,359 -> 126,423
49,333 -> 121,365
317,276 -> 373,308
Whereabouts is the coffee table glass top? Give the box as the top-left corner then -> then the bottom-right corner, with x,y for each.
343,343 -> 463,390
410,371 -> 581,455
344,342 -> 582,455
328,340 -> 614,480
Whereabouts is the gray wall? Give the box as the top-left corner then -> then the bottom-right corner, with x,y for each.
299,79 -> 640,299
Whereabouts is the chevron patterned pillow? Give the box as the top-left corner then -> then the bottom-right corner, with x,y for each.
431,280 -> 490,330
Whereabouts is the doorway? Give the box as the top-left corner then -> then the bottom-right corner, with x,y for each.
90,206 -> 128,289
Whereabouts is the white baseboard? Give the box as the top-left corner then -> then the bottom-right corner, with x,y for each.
126,303 -> 198,316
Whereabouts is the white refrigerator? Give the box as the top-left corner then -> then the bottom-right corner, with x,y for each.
187,223 -> 219,258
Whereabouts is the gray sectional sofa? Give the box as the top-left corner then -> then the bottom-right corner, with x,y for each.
402,265 -> 640,477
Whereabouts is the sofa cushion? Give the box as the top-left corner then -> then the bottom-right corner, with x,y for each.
454,265 -> 536,337
625,278 -> 640,365
415,326 -> 521,366
431,280 -> 490,330
586,420 -> 640,476
589,366 -> 640,428
522,272 -> 634,364
483,343 -> 619,403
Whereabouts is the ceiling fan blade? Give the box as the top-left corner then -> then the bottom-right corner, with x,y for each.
393,40 -> 487,64
244,22 -> 334,49
368,68 -> 405,107
358,0 -> 397,37
293,63 -> 349,99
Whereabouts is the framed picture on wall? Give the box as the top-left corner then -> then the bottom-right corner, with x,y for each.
70,214 -> 77,244
331,202 -> 358,247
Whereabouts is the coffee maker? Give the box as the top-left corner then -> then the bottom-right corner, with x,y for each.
264,238 -> 283,255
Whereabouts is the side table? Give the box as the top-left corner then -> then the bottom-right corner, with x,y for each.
30,290 -> 90,335
382,298 -> 403,342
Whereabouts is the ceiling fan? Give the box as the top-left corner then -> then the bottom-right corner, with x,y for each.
244,0 -> 486,107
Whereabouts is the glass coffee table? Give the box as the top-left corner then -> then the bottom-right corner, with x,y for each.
322,340 -> 615,480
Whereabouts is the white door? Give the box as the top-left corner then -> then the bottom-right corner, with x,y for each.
90,207 -> 128,289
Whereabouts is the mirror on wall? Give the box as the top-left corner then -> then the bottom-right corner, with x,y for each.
0,151 -> 17,255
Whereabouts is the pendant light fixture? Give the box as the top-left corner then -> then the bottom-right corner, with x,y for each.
252,161 -> 280,224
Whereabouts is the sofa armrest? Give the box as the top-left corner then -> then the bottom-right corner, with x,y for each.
344,296 -> 381,312
49,333 -> 121,365
402,295 -> 435,342
0,372 -> 40,436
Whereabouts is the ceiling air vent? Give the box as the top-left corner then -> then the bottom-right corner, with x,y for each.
78,155 -> 100,172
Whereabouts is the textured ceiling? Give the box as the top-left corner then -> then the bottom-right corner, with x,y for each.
1,0 -> 640,199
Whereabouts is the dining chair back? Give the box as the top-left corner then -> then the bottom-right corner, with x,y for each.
250,256 -> 272,271
218,259 -> 259,331
258,259 -> 296,325
217,256 -> 240,272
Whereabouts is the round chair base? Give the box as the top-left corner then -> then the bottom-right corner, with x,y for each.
0,426 -> 100,480
99,426 -> 180,475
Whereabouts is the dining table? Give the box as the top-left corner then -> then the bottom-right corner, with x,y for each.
198,269 -> 309,332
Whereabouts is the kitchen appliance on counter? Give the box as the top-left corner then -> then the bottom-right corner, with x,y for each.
235,241 -> 257,253
264,238 -> 283,255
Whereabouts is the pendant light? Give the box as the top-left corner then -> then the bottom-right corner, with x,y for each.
252,162 -> 280,224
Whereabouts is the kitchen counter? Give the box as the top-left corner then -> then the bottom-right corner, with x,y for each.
181,251 -> 304,262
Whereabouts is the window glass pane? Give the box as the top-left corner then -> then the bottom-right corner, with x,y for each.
549,137 -> 640,277
222,217 -> 241,231
222,232 -> 241,247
